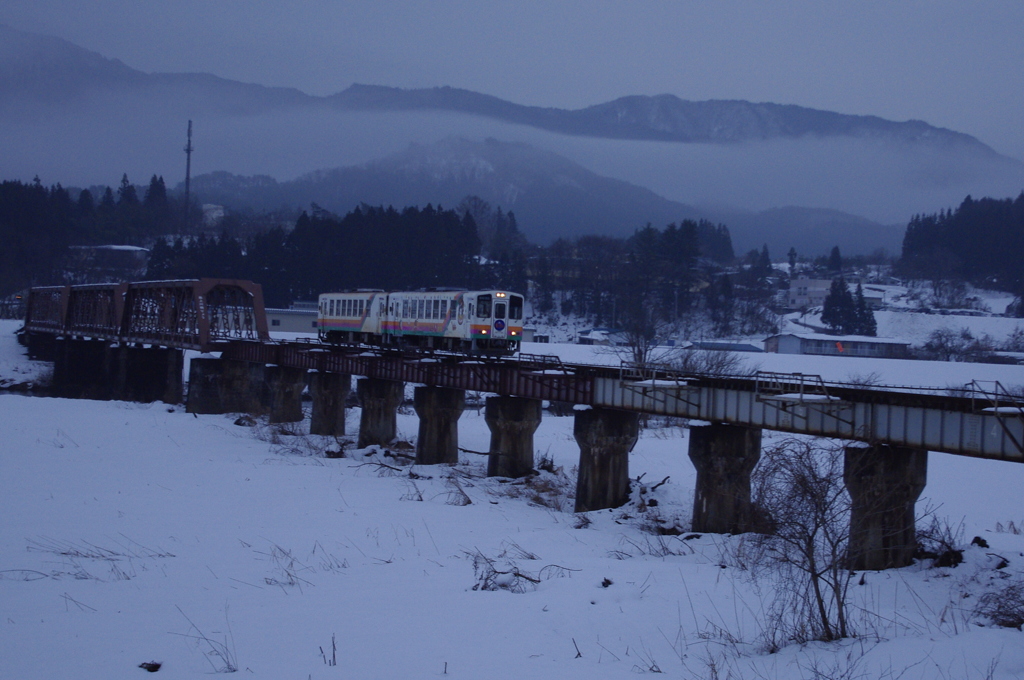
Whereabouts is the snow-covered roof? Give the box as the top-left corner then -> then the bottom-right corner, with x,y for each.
68,244 -> 149,252
766,332 -> 910,345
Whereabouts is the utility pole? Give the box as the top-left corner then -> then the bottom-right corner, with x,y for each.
183,120 -> 193,232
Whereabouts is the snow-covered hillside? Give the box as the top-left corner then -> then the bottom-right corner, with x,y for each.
3,320 -> 1024,679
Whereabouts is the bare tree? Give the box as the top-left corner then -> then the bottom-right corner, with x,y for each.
749,438 -> 854,644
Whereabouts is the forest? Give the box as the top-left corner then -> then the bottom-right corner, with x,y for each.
899,192 -> 1024,298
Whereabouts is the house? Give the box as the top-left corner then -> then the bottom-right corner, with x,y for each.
577,328 -> 629,346
266,301 -> 319,333
764,333 -> 910,358
785,277 -> 886,311
786,277 -> 833,309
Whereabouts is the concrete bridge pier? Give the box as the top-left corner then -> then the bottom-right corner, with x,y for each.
186,357 -> 266,415
266,365 -> 307,423
357,378 -> 405,448
573,407 -> 639,512
310,372 -> 351,436
485,396 -> 542,478
414,386 -> 465,464
688,422 -> 762,534
111,345 -> 184,404
52,338 -> 112,399
844,445 -> 927,571
24,332 -> 58,361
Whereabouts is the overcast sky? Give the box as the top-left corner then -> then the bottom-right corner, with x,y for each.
5,1 -> 1024,159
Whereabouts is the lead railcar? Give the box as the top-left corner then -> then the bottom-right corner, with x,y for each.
318,289 -> 524,355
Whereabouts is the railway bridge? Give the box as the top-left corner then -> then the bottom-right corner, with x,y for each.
18,279 -> 1024,571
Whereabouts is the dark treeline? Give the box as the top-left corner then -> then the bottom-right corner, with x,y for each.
0,174 -> 186,295
148,204 -> 482,308
899,192 -> 1024,300
3,173 -> 756,338
147,200 -> 742,323
538,220 -> 733,320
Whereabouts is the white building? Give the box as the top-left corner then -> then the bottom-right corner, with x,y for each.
764,333 -> 910,358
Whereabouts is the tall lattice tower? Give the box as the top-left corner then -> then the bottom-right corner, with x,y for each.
183,120 -> 193,231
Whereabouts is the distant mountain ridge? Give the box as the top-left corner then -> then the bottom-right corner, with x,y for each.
185,137 -> 901,255
0,23 -> 1007,160
330,84 -> 1001,156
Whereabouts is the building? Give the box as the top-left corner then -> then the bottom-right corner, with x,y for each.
786,277 -> 833,309
785,276 -> 886,311
764,332 -> 910,358
577,328 -> 629,346
266,302 -> 319,333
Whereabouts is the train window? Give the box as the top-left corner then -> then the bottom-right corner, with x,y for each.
402,300 -> 408,318
477,294 -> 491,318
433,300 -> 440,319
441,300 -> 448,319
509,296 -> 523,320
419,300 -> 425,318
494,302 -> 506,320
358,300 -> 364,316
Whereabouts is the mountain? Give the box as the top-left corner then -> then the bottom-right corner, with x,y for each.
187,137 -> 704,244
185,137 -> 898,255
3,23 -> 998,158
329,84 -> 1004,157
0,23 -> 1020,249
706,206 -> 903,258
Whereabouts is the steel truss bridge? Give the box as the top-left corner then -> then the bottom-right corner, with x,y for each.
23,279 -> 268,352
21,279 -> 1024,462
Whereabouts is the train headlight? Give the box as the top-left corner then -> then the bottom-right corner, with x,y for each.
481,329 -> 488,335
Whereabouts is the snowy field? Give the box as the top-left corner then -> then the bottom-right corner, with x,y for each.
4,321 -> 1024,678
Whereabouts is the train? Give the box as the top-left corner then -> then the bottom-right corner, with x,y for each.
318,289 -> 525,355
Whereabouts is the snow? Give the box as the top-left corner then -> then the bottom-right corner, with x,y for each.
524,339 -> 1024,393
5,322 -> 1024,678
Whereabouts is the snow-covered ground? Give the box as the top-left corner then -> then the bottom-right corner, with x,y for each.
4,320 -> 1024,679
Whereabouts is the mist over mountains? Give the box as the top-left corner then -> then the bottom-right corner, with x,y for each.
186,138 -> 903,256
1,22 -> 1021,255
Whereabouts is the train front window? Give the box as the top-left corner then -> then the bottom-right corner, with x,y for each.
477,295 -> 491,318
509,296 -> 523,320
494,302 -> 506,320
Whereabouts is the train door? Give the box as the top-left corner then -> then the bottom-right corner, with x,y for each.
491,296 -> 508,340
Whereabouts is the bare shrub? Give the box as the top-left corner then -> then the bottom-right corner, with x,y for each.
746,438 -> 855,645
673,348 -> 752,377
489,463 -> 576,511
573,514 -> 592,529
975,580 -> 1024,629
916,514 -> 965,567
444,476 -> 472,506
465,547 -> 576,593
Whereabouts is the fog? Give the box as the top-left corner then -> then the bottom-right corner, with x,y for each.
3,91 -> 1021,233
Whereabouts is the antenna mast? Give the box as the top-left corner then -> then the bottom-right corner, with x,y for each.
183,120 -> 193,231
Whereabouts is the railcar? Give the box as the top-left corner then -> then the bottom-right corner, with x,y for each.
317,289 -> 524,354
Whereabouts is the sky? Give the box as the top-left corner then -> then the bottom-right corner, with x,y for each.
4,1 -> 1024,161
